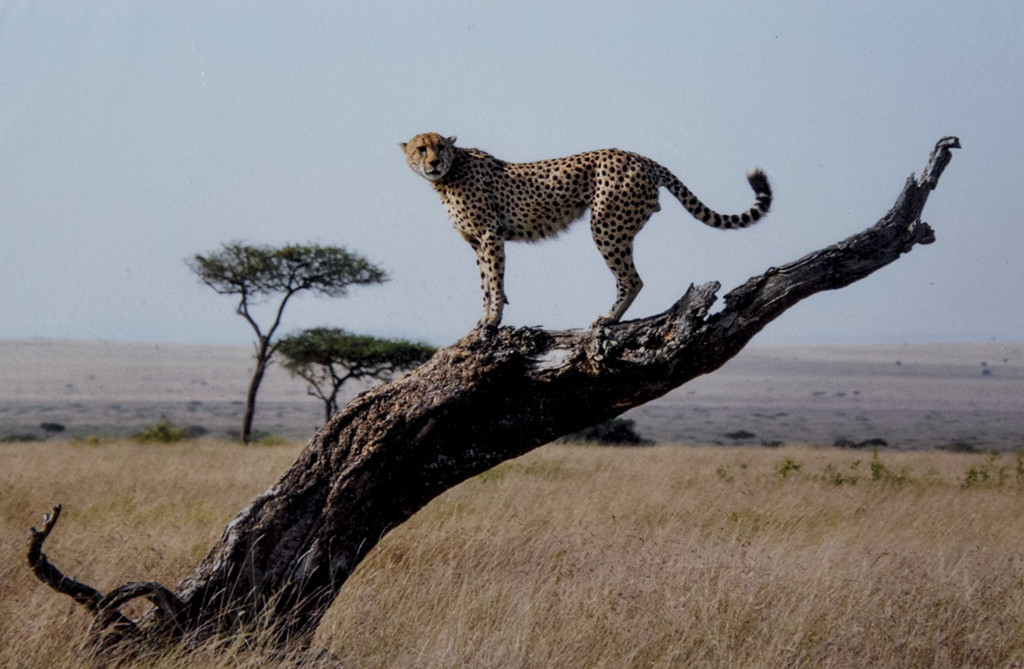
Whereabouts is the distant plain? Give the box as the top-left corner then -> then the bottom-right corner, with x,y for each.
1,338 -> 1021,450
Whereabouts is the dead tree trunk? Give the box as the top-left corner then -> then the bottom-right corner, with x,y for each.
29,137 -> 960,654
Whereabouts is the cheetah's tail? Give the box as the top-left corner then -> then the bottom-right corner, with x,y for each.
664,168 -> 772,230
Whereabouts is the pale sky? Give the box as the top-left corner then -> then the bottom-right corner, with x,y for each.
2,2 -> 1022,346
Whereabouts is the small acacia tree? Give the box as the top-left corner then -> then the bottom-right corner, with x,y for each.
277,327 -> 436,423
187,243 -> 387,443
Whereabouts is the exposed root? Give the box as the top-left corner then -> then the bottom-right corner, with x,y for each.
28,504 -> 186,655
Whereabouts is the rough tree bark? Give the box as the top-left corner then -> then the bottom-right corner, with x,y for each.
29,137 -> 960,655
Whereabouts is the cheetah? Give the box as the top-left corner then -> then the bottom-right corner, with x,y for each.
401,132 -> 771,329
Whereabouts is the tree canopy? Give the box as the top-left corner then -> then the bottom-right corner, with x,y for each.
277,327 -> 436,422
187,242 -> 388,442
188,242 -> 387,299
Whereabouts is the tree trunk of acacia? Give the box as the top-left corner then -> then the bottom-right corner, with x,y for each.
28,138 -> 960,656
241,356 -> 265,444
241,335 -> 274,444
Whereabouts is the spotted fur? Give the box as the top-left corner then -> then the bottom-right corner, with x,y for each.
401,132 -> 771,328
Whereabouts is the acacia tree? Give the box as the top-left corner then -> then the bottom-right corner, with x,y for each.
277,327 -> 436,423
187,243 -> 387,443
30,138 -> 959,659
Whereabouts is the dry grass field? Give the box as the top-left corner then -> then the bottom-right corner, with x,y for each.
2,440 -> 1023,668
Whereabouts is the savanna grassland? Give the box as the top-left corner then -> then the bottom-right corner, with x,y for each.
2,440 -> 1023,668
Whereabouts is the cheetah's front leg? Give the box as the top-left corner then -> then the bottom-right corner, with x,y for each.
474,233 -> 507,328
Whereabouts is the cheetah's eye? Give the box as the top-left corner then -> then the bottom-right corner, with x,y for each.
418,147 -> 427,155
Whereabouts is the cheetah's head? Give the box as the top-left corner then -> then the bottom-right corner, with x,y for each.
400,133 -> 457,182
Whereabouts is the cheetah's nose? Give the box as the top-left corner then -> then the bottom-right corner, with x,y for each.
429,159 -> 441,168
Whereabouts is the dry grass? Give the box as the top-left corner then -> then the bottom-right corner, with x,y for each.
2,441 -> 1023,668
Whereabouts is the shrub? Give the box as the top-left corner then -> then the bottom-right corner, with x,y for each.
834,437 -> 888,449
870,447 -> 910,486
939,441 -> 981,454
253,434 -> 289,446
961,452 -> 1014,489
821,461 -> 860,486
775,457 -> 802,479
1,433 -> 39,443
134,415 -> 188,443
962,464 -> 991,489
560,418 -> 651,446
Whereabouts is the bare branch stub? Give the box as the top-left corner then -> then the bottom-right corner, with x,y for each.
27,506 -> 104,614
711,136 -> 959,342
921,136 -> 961,190
27,505 -> 187,652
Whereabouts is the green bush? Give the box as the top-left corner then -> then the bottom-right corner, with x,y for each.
938,441 -> 981,454
834,437 -> 888,449
775,457 -> 802,479
560,418 -> 651,446
821,461 -> 860,486
1,433 -> 39,443
134,415 -> 188,443
253,434 -> 288,446
961,452 -> 1019,489
869,447 -> 910,486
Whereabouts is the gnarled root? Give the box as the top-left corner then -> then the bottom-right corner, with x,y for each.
28,505 -> 185,655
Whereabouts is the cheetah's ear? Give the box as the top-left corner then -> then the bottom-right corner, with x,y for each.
446,136 -> 457,145
399,142 -> 407,152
